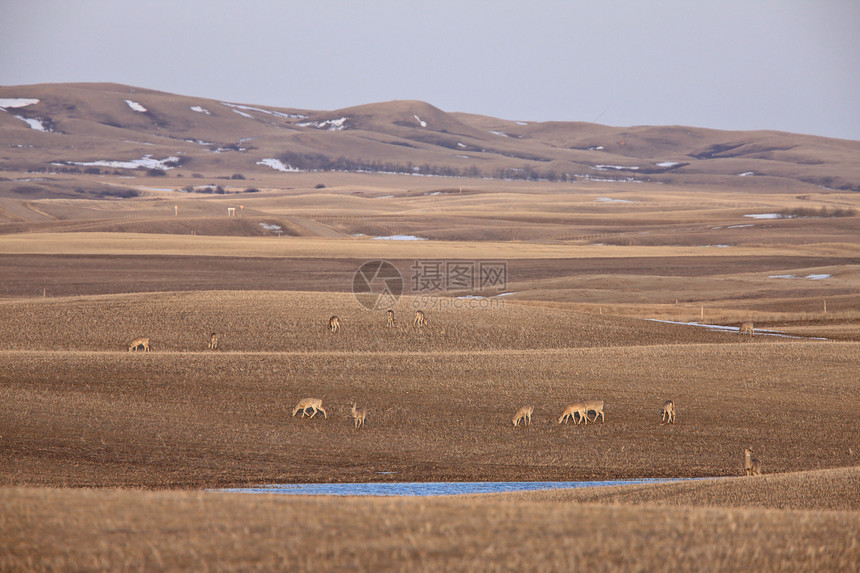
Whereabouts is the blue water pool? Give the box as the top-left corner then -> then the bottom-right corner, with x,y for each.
218,478 -> 694,497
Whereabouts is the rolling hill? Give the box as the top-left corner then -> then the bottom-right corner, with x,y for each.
2,82 -> 858,198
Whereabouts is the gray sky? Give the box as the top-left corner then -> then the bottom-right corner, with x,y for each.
2,0 -> 858,140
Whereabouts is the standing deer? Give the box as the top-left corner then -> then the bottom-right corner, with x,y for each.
744,447 -> 762,476
207,332 -> 219,350
512,405 -> 534,427
351,402 -> 367,428
661,400 -> 676,424
413,310 -> 427,328
386,309 -> 396,327
128,337 -> 150,352
329,316 -> 340,334
738,322 -> 755,336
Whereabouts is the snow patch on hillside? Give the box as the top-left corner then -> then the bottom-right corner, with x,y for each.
0,98 -> 39,109
221,102 -> 303,119
124,100 -> 147,112
15,116 -> 49,131
413,114 -> 427,127
298,117 -> 348,131
191,105 -> 211,115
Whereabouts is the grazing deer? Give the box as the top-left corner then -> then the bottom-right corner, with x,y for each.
661,400 -> 676,424
744,447 -> 762,476
351,402 -> 367,428
738,322 -> 755,337
128,337 -> 150,352
413,310 -> 427,328
292,398 -> 327,419
329,315 -> 340,334
584,399 -> 605,423
558,402 -> 588,425
386,309 -> 396,327
207,332 -> 219,350
512,405 -> 534,427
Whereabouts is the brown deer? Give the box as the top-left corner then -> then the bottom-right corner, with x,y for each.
351,402 -> 367,428
386,309 -> 396,327
292,398 -> 327,419
661,400 -> 676,424
744,447 -> 762,476
413,310 -> 427,328
329,315 -> 341,334
558,402 -> 588,425
128,337 -> 150,352
738,322 -> 755,337
207,332 -> 219,350
512,405 -> 534,427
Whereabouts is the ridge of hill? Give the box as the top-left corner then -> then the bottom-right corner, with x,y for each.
1,82 -> 858,195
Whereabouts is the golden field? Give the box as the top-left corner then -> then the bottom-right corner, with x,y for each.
1,94 -> 859,569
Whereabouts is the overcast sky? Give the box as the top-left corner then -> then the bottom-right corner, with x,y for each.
2,1 -> 858,140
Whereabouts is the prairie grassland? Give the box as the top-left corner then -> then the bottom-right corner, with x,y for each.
1,474 -> 859,572
3,230 -> 855,259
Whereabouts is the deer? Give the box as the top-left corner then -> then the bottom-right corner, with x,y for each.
292,398 -> 327,419
661,400 -> 676,424
207,332 -> 219,350
413,310 -> 427,328
738,322 -> 755,337
744,447 -> 762,476
584,399 -> 605,423
128,337 -> 150,352
386,309 -> 396,327
351,402 -> 367,428
329,315 -> 340,334
512,405 -> 534,427
558,402 -> 588,425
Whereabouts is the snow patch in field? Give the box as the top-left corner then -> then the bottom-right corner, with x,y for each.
657,161 -> 680,167
739,171 -> 755,176
0,98 -> 39,109
59,155 -> 179,170
595,197 -> 635,203
124,100 -> 147,112
373,234 -> 427,241
413,114 -> 427,127
727,224 -> 754,228
769,274 -> 831,280
744,213 -> 794,219
259,223 -> 283,232
490,131 -> 509,137
257,158 -> 299,172
190,105 -> 211,115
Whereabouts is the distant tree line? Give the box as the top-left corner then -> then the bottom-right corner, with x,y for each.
275,150 -> 583,182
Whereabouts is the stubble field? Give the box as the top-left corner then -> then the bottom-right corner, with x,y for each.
1,177 -> 859,571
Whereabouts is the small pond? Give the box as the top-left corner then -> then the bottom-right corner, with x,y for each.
217,478 -> 694,497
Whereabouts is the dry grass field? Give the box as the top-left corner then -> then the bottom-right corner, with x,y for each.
1,82 -> 859,570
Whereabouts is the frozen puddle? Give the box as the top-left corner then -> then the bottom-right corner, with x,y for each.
217,478 -> 695,497
647,319 -> 827,340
